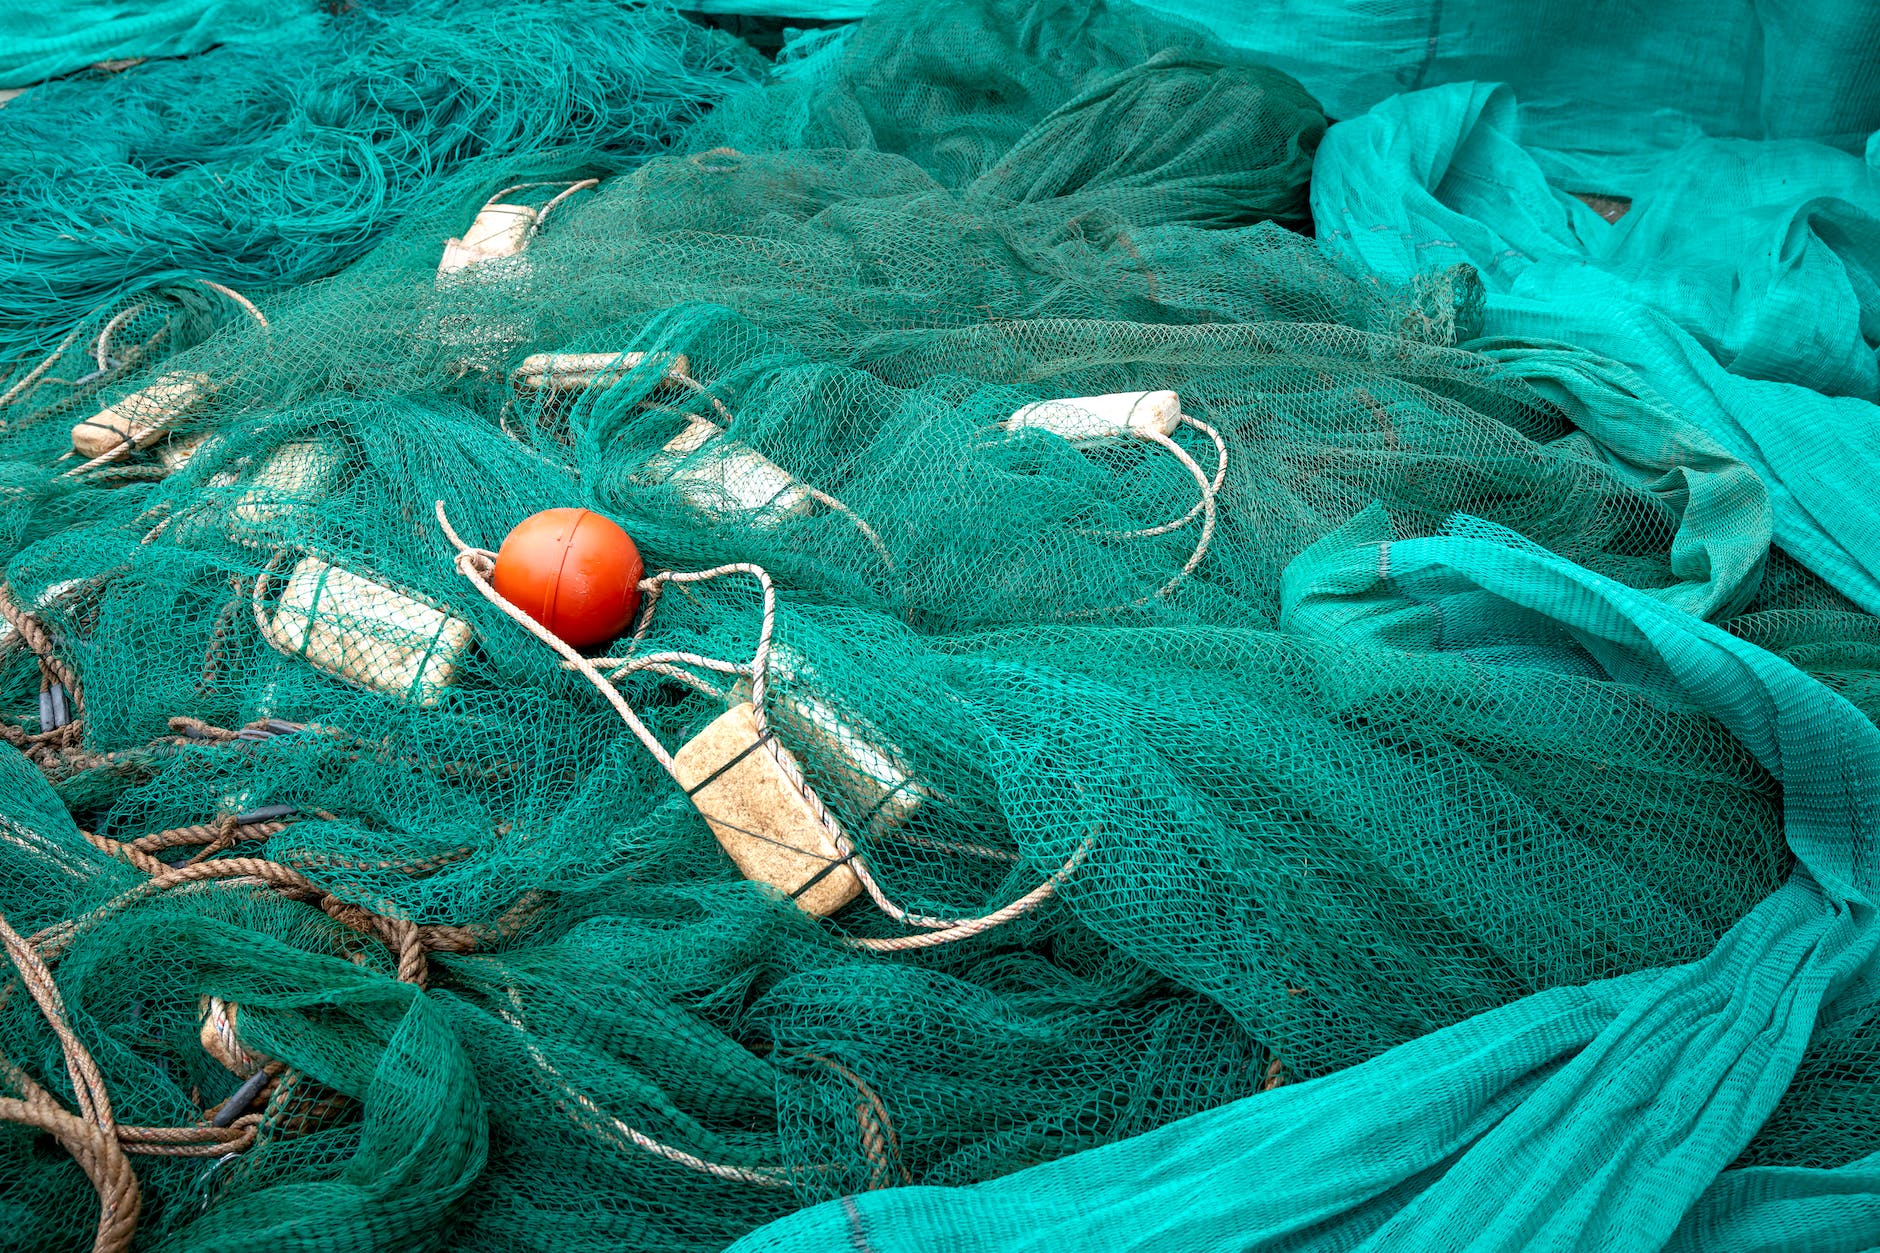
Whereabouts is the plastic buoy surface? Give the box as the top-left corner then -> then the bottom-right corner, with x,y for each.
491,508 -> 643,648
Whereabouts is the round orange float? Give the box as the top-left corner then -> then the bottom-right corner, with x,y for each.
490,508 -> 643,648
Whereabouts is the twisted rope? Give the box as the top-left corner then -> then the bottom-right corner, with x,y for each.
77,829 -> 529,992
0,581 -> 81,697
0,806 -> 538,1244
1062,413 -> 1223,618
0,912 -> 140,1252
803,1053 -> 908,1190
497,983 -> 791,1188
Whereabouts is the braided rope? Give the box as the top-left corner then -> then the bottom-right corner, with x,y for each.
91,302 -> 149,372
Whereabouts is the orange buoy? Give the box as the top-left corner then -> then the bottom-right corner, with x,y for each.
491,508 -> 643,648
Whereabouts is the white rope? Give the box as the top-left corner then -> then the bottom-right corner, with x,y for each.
93,302 -> 148,372
195,281 -> 270,333
1095,414 -> 1225,540
498,985 -> 789,1187
843,838 -> 1093,951
1061,413 -> 1221,618
533,179 -> 599,229
1140,423 -> 1219,593
0,326 -> 88,417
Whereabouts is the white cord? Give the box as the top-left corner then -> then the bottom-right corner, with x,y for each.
533,179 -> 599,230
1058,412 -> 1224,617
497,985 -> 790,1187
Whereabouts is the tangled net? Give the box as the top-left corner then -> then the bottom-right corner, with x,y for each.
0,0 -> 761,420
0,1 -> 1875,1250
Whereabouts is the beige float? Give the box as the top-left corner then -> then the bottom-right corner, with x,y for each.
230,440 -> 349,532
1004,388 -> 1183,444
257,555 -> 473,707
672,700 -> 863,917
436,179 -> 597,278
641,415 -> 817,523
510,350 -> 691,392
756,645 -> 922,831
70,371 -> 210,460
154,429 -> 215,476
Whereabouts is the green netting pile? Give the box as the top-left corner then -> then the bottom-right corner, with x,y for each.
1,0 -> 1879,1251
0,0 -> 302,90
0,0 -> 761,409
751,0 -> 1880,161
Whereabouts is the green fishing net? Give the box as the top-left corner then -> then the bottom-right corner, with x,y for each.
0,0 -> 302,90
0,0 -> 761,405
0,1 -> 1877,1251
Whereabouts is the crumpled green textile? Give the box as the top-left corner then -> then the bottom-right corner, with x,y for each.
732,511 -> 1880,1251
1310,82 -> 1880,616
1143,0 -> 1880,161
0,0 -> 310,88
734,0 -> 1880,164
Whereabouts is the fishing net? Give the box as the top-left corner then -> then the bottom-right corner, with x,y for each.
0,0 -> 301,90
0,0 -> 1877,1250
0,0 -> 761,410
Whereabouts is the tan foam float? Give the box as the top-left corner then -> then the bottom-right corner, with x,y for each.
230,439 -> 349,532
742,643 -> 923,831
1005,388 -> 1183,444
154,429 -> 215,476
69,370 -> 210,461
256,553 -> 473,707
672,699 -> 868,916
437,179 -> 597,278
140,435 -> 348,549
58,280 -> 269,477
642,415 -> 818,524
678,647 -> 924,916
510,350 -> 691,392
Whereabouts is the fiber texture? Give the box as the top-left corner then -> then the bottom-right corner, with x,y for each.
1,2 -> 1878,1251
0,0 -> 760,412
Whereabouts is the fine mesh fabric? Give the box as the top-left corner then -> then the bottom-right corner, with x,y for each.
1,1 -> 1878,1251
0,0 -> 761,387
